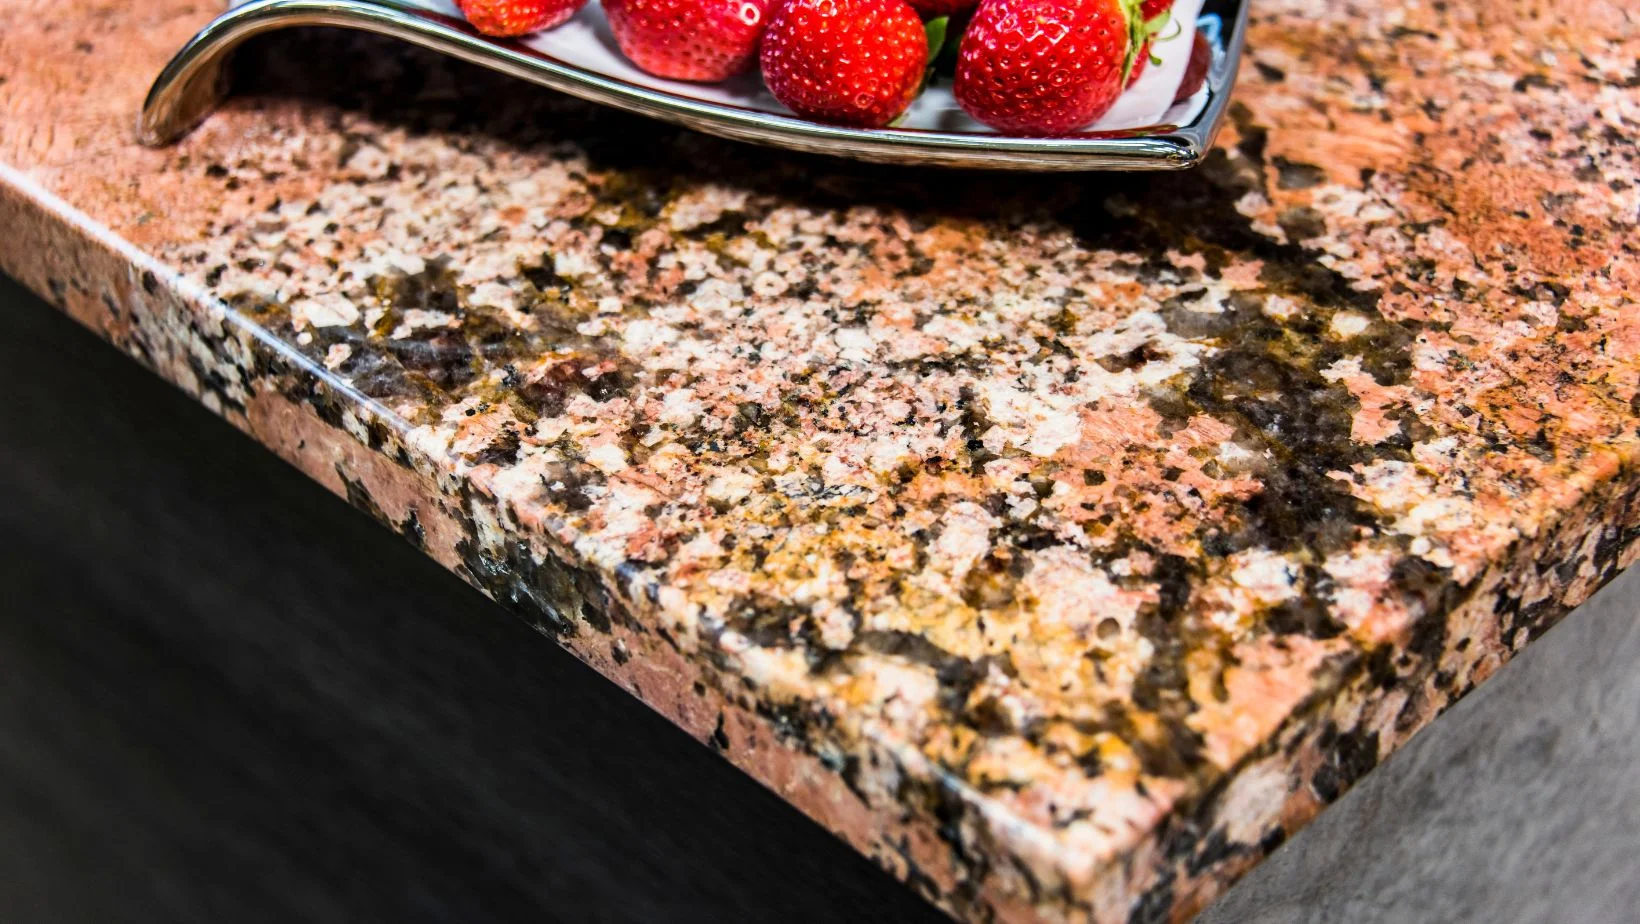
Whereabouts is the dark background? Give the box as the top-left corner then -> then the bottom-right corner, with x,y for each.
2,269 -> 1637,923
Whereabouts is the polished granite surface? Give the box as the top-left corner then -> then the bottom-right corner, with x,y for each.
2,0 -> 1637,920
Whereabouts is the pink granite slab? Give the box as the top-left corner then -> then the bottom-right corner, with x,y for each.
1,1 -> 1637,921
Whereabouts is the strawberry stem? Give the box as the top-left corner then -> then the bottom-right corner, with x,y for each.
1145,9 -> 1172,39
1118,0 -> 1149,85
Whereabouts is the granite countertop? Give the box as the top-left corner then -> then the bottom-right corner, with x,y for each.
3,1 -> 1638,921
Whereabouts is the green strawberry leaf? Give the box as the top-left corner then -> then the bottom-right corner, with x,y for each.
920,16 -> 950,91
1119,0 -> 1148,84
925,16 -> 949,60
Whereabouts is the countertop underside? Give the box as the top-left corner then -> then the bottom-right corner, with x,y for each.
2,1 -> 1637,921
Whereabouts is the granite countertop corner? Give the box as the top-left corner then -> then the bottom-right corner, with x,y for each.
2,0 -> 1638,921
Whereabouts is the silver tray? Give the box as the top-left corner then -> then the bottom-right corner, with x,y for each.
140,0 -> 1248,171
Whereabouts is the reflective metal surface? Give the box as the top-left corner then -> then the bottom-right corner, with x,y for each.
140,0 -> 1248,171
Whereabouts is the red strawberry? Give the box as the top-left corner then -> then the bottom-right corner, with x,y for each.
954,0 -> 1146,136
760,0 -> 929,128
1127,42 -> 1149,87
605,0 -> 771,82
1128,0 -> 1172,86
456,0 -> 586,36
1173,30 -> 1211,103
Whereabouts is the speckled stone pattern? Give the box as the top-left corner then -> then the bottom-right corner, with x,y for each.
1,0 -> 1638,921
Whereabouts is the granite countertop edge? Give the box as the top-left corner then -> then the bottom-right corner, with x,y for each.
7,148 -> 1639,924
4,1 -> 1640,921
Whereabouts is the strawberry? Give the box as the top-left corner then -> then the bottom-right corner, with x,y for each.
954,0 -> 1146,136
1173,30 -> 1211,103
760,0 -> 929,128
456,0 -> 587,36
1127,42 -> 1149,87
1127,0 -> 1173,86
605,0 -> 771,82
